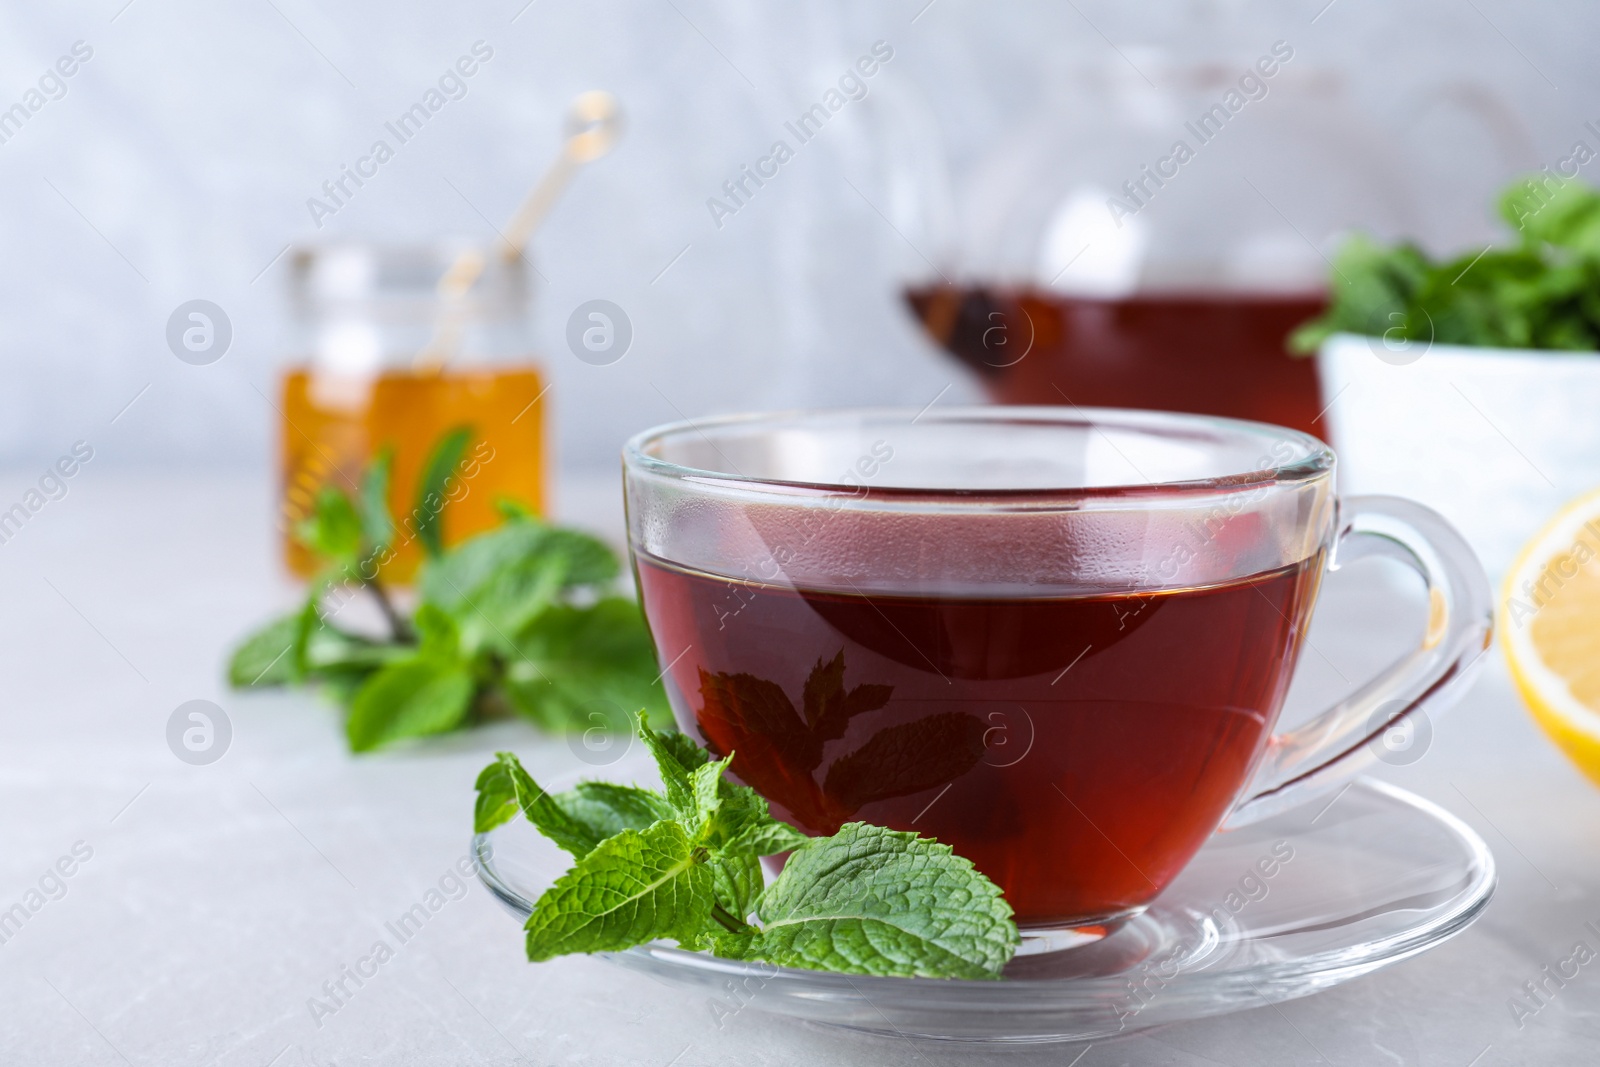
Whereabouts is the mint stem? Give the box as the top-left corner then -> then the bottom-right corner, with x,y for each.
364,575 -> 411,643
709,901 -> 748,934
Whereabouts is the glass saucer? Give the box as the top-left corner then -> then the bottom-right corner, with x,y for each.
474,777 -> 1493,1044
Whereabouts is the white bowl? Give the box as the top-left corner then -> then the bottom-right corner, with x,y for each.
1317,332 -> 1600,580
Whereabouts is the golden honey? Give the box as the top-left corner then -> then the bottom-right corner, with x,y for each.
280,365 -> 546,582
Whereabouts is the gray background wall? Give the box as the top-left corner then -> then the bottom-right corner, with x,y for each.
0,0 -> 1589,475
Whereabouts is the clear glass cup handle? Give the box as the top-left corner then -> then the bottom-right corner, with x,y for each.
1224,495 -> 1494,828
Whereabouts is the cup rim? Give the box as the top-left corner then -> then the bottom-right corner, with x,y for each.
622,405 -> 1334,502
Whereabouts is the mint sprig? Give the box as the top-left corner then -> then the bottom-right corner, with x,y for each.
1292,177 -> 1600,354
227,428 -> 668,751
475,721 -> 1020,979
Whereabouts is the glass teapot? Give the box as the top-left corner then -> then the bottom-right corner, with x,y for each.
873,42 -> 1518,435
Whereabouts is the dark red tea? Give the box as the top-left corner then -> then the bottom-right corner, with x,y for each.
904,285 -> 1327,437
636,554 -> 1322,928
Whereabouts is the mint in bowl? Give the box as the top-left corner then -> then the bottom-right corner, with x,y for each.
1299,178 -> 1600,580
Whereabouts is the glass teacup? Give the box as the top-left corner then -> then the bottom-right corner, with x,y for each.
623,408 -> 1490,937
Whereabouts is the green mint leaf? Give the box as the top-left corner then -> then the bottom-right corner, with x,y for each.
694,758 -> 732,819
421,523 -> 548,613
460,554 -> 569,657
227,612 -> 302,687
551,781 -> 674,838
1503,177 -> 1600,254
346,658 -> 474,752
657,730 -> 710,772
634,725 -> 803,856
709,851 -> 764,922
476,760 -> 670,844
753,822 -> 1019,979
413,425 -> 472,558
419,520 -> 621,657
473,758 -> 521,834
710,929 -> 762,960
359,446 -> 394,553
699,778 -> 778,852
501,599 -> 669,732
639,725 -> 795,856
532,528 -> 620,588
685,754 -> 807,856
522,819 -> 713,961
496,497 -> 537,521
1296,180 -> 1600,354
412,602 -> 461,661
296,486 -> 364,565
422,520 -> 618,602
479,753 -> 609,858
690,757 -> 730,831
638,718 -> 698,818
725,818 -> 811,857
290,595 -> 324,680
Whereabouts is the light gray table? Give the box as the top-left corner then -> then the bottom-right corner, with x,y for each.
0,468 -> 1591,1066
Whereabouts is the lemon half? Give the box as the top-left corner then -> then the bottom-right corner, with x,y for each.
1502,487 -> 1600,785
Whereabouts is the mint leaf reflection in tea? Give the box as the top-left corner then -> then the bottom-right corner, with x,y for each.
822,715 -> 988,816
693,651 -> 988,834
803,649 -> 893,743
